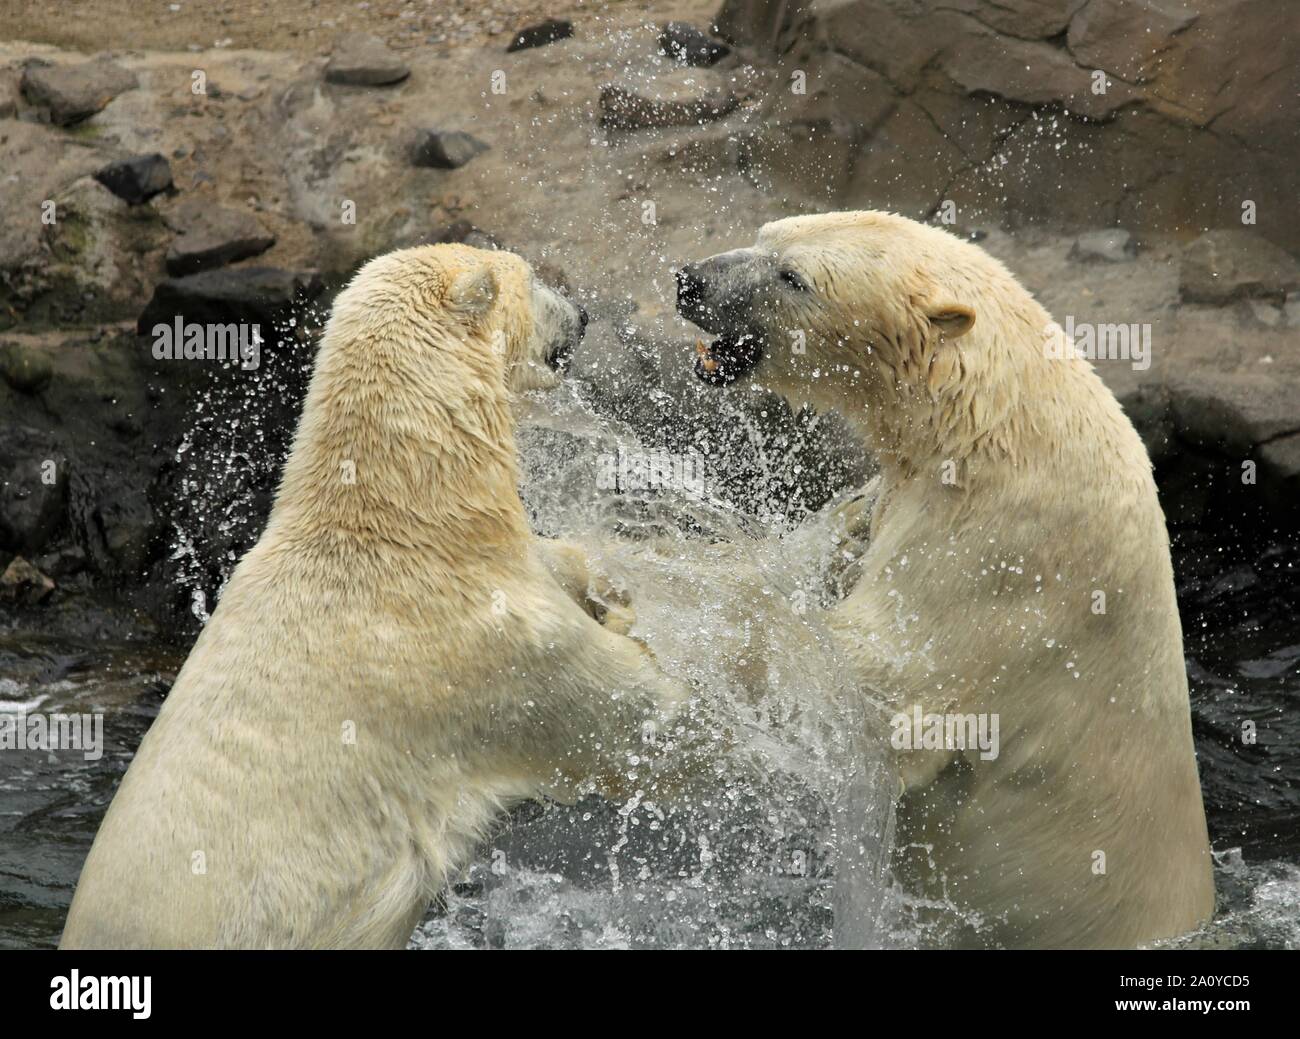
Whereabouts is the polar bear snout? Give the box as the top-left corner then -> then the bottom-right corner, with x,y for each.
549,303 -> 588,372
676,249 -> 776,385
524,280 -> 586,386
674,248 -> 771,334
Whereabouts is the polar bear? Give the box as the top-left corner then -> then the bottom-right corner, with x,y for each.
62,244 -> 690,949
675,211 -> 1215,948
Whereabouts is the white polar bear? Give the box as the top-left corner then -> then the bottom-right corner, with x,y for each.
676,211 -> 1215,948
61,244 -> 690,949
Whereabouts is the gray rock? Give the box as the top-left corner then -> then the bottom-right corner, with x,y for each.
324,35 -> 410,86
137,267 -> 325,333
93,153 -> 173,205
0,426 -> 68,555
19,58 -> 138,126
1284,291 -> 1300,327
506,19 -> 573,53
0,556 -> 55,605
0,340 -> 53,394
940,26 -> 1140,120
1260,433 -> 1300,483
1070,229 -> 1137,263
1245,300 -> 1283,328
1067,0 -> 1198,83
659,22 -> 730,66
165,202 -> 275,275
1180,230 -> 1300,305
410,129 -> 490,169
599,83 -> 739,131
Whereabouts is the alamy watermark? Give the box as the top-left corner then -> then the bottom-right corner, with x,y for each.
596,445 -> 707,499
151,318 -> 262,370
1,711 -> 104,761
1043,316 -> 1151,371
891,706 -> 1000,761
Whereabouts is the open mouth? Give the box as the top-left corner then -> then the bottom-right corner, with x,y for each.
546,341 -> 571,372
693,330 -> 763,386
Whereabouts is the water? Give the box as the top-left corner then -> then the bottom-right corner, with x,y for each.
1,389 -> 1297,949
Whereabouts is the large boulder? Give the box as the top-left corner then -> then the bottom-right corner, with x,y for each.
19,57 -> 138,125
0,175 -> 171,331
1180,231 -> 1300,305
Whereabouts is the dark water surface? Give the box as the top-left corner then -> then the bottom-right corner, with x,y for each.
2,538 -> 1296,949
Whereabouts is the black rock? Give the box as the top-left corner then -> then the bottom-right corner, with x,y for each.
94,154 -> 173,205
659,22 -> 730,66
137,267 -> 325,334
410,129 -> 490,169
506,19 -> 574,52
0,426 -> 69,556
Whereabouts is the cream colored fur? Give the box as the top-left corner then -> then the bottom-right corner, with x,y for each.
690,212 -> 1215,948
61,244 -> 687,949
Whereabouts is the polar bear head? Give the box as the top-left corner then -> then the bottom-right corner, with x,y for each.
673,211 -> 1061,470
676,211 -> 984,391
338,243 -> 586,394
275,244 -> 587,541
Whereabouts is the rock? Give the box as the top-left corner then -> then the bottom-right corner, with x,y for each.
0,556 -> 55,605
506,19 -> 574,52
0,427 -> 68,555
93,154 -> 174,206
1260,433 -> 1300,482
1070,229 -> 1137,263
0,340 -> 54,394
410,129 -> 490,169
137,267 -> 325,334
712,0 -> 1300,252
599,80 -> 739,131
324,35 -> 410,86
943,0 -> 1082,39
19,58 -> 138,126
1165,373 -> 1300,454
1284,292 -> 1300,327
1067,0 -> 1198,83
1180,231 -> 1300,305
659,22 -> 730,66
844,100 -> 965,217
164,202 -> 275,276
35,544 -> 87,579
740,120 -> 855,203
1246,301 -> 1283,328
940,26 -> 1140,120
1,176 -> 172,331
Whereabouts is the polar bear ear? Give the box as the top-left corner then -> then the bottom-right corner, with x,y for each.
449,265 -> 499,317
927,303 -> 976,341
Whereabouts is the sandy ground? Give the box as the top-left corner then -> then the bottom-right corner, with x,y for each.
0,0 -> 653,53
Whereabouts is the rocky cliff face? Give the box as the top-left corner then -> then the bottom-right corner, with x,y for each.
715,0 -> 1300,250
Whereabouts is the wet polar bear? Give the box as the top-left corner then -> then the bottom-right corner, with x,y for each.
62,244 -> 689,949
676,211 -> 1215,948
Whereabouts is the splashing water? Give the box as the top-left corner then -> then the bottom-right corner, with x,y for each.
407,386 -> 900,949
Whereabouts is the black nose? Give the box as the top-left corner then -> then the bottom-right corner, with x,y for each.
676,264 -> 705,314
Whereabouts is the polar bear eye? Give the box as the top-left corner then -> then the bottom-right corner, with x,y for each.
779,269 -> 810,292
